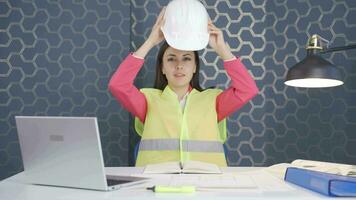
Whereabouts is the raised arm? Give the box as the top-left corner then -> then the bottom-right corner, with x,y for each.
216,58 -> 259,121
108,7 -> 166,123
108,54 -> 147,123
207,21 -> 259,121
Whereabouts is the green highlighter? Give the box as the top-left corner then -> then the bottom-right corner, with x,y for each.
147,185 -> 196,193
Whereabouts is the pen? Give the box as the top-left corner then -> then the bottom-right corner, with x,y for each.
147,185 -> 196,193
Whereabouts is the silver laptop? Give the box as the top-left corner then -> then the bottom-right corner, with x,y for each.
15,116 -> 147,191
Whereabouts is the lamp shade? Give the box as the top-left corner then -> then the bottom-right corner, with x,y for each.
284,54 -> 343,88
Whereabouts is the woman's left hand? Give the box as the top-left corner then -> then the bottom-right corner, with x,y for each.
208,20 -> 234,60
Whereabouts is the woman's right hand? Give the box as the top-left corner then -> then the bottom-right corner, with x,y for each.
147,7 -> 166,47
134,7 -> 166,58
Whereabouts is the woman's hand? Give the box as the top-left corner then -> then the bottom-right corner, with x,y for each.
208,20 -> 234,60
147,7 -> 166,47
134,7 -> 166,58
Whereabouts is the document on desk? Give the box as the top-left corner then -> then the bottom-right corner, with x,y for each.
167,174 -> 257,190
249,170 -> 296,192
130,173 -> 257,190
131,169 -> 297,192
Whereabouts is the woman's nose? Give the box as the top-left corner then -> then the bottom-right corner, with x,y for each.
175,64 -> 183,70
176,59 -> 186,69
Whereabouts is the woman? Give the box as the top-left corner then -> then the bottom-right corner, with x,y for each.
109,9 -> 259,166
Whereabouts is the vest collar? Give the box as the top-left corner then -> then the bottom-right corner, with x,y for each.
161,85 -> 198,99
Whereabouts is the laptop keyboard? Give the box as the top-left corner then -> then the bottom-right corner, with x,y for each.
106,179 -> 133,186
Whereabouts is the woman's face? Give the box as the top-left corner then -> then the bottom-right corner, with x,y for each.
162,47 -> 196,89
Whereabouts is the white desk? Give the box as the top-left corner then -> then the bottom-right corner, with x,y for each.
0,167 -> 353,200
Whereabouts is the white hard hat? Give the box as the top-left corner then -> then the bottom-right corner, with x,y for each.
161,0 -> 209,51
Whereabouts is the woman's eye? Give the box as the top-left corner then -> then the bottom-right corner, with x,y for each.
183,57 -> 191,61
167,58 -> 175,62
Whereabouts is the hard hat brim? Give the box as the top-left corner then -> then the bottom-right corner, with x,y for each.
161,27 -> 209,51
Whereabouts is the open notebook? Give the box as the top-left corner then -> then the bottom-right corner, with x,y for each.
143,161 -> 222,174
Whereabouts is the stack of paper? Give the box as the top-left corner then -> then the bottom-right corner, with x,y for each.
264,159 -> 356,179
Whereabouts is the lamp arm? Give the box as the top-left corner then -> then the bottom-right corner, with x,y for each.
321,44 -> 356,54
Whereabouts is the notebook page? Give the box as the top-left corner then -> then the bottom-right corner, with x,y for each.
143,162 -> 181,174
182,160 -> 222,174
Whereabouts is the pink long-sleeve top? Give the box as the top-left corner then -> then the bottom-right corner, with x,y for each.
109,53 -> 259,123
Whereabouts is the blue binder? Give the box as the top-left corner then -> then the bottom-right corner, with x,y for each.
284,167 -> 356,197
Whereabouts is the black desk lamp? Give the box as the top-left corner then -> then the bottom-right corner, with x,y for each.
285,34 -> 356,88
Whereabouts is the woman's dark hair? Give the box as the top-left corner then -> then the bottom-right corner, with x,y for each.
154,41 -> 203,91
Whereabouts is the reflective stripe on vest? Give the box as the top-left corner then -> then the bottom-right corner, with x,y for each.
139,139 -> 224,153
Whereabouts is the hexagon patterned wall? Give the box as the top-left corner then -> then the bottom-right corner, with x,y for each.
1,0 -> 356,180
0,0 -> 131,180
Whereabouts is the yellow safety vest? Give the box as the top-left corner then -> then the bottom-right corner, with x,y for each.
134,86 -> 227,167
